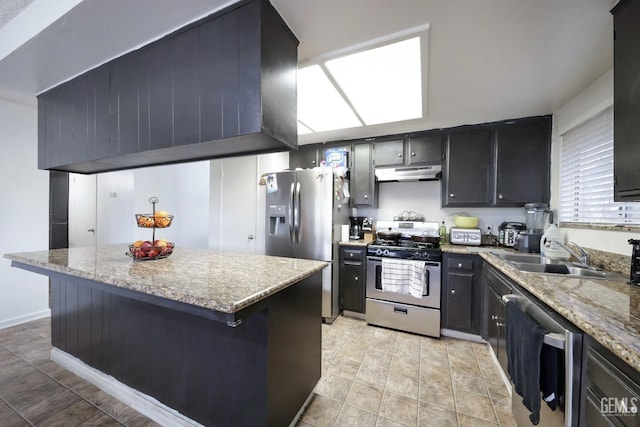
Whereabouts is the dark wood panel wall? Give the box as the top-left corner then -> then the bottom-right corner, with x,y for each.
49,271 -> 321,426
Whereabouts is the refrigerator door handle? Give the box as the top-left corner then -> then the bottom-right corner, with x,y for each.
289,182 -> 295,243
294,182 -> 301,243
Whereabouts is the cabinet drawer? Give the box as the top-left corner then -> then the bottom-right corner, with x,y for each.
342,248 -> 364,262
585,388 -> 619,427
586,347 -> 640,424
449,258 -> 474,271
365,299 -> 440,337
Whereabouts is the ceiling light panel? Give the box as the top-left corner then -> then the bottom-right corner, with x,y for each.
325,37 -> 423,125
297,65 -> 362,132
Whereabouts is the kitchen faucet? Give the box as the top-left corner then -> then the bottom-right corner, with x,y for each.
554,241 -> 590,266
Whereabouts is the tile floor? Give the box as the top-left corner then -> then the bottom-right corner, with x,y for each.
297,315 -> 516,427
0,315 -> 516,427
0,317 -> 158,426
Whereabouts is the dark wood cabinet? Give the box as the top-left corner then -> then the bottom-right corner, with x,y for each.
289,144 -> 320,169
442,116 -> 551,207
38,0 -> 298,174
442,254 -> 483,335
373,134 -> 442,167
373,139 -> 404,167
407,133 -> 443,165
580,334 -> 640,426
612,0 -> 640,201
494,117 -> 551,206
339,246 -> 366,313
481,263 -> 513,373
443,128 -> 493,206
352,142 -> 377,206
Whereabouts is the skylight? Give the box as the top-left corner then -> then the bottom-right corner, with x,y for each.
297,31 -> 426,134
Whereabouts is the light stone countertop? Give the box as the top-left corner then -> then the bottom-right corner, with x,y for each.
442,244 -> 640,372
4,245 -> 328,314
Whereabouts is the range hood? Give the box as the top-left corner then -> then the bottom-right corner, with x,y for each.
375,164 -> 442,182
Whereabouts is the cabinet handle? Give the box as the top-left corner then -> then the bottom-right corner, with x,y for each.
312,160 -> 316,164
457,263 -> 462,268
364,195 -> 368,199
498,194 -> 504,200
496,322 -> 505,327
491,314 -> 498,320
248,235 -> 255,240
398,153 -> 402,157
449,193 -> 455,198
354,276 -> 359,281
451,289 -> 456,294
349,253 -> 354,257
411,152 -> 416,156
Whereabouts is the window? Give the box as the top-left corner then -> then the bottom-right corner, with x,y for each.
297,26 -> 428,134
559,106 -> 640,224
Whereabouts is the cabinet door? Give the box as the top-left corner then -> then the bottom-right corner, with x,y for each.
341,261 -> 365,313
148,42 -> 174,150
407,134 -> 442,165
172,28 -> 201,147
110,52 -> 149,156
495,118 -> 550,206
86,67 -> 110,161
487,287 -> 501,360
445,273 -> 474,332
373,139 -> 404,167
290,144 -> 319,169
443,129 -> 492,206
613,0 -> 640,201
352,143 -> 376,206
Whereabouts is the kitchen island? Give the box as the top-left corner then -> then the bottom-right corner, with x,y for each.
4,245 -> 328,427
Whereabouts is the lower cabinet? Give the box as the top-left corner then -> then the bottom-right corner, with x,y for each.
581,334 -> 640,427
481,262 -> 513,373
442,253 -> 483,335
339,245 -> 366,313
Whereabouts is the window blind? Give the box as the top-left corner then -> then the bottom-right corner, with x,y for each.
559,106 -> 640,224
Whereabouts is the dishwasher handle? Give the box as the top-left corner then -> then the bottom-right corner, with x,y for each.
502,294 -> 566,350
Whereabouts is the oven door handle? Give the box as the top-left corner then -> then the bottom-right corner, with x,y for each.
422,267 -> 430,297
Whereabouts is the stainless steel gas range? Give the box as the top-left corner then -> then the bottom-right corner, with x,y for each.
365,221 -> 441,337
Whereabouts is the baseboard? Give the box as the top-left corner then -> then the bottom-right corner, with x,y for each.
50,348 -> 203,427
440,328 -> 486,343
341,310 -> 366,320
0,309 -> 50,330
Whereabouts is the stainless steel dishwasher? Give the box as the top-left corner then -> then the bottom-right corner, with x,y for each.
502,286 -> 583,427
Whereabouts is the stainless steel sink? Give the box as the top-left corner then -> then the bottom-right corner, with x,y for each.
507,261 -> 625,280
496,253 -> 546,264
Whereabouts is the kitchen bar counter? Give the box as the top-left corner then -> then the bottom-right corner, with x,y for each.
4,244 -> 327,315
4,245 -> 327,426
441,244 -> 640,372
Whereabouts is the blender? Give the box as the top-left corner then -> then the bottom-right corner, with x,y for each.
515,203 -> 553,253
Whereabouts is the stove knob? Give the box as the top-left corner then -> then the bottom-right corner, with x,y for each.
376,249 -> 383,256
383,249 -> 390,256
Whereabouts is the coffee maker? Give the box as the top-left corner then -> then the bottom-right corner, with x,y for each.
349,216 -> 365,240
515,203 -> 553,253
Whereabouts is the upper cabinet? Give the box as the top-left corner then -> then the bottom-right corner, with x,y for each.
289,144 -> 320,170
406,133 -> 443,165
373,139 -> 405,167
612,0 -> 640,201
494,117 -> 551,206
352,142 -> 377,207
38,0 -> 298,174
372,134 -> 442,167
443,128 -> 493,206
442,116 -> 551,207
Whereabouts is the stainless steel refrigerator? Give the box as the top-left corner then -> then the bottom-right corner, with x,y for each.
265,167 -> 349,322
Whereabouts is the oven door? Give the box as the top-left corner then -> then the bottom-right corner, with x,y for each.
366,256 -> 441,309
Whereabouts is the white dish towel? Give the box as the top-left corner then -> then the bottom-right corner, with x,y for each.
381,259 -> 427,298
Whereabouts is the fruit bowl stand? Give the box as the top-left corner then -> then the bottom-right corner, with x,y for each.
127,197 -> 175,261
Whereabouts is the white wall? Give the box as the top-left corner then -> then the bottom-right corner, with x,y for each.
551,67 -> 640,255
0,96 -> 50,329
96,170 -> 135,245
